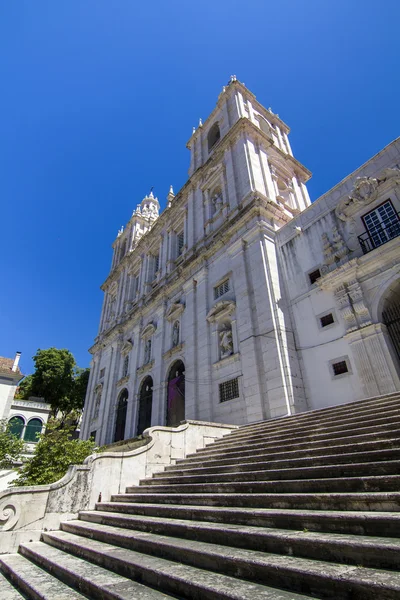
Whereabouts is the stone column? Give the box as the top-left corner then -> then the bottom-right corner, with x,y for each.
182,278 -> 197,420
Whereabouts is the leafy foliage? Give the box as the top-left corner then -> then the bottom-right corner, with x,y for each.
13,417 -> 98,487
17,348 -> 90,417
0,420 -> 24,469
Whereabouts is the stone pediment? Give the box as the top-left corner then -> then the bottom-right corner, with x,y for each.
206,300 -> 236,323
336,168 -> 400,221
141,322 -> 156,339
165,302 -> 185,322
120,339 -> 133,356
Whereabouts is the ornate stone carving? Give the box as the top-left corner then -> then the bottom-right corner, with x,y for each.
347,280 -> 372,328
120,339 -> 133,356
219,324 -> 234,358
206,300 -> 236,323
336,168 -> 400,221
334,285 -> 357,332
144,339 -> 152,364
165,302 -> 185,322
0,502 -> 19,531
172,321 -> 180,347
321,227 -> 349,274
141,322 -> 156,339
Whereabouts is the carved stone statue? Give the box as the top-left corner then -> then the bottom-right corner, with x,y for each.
172,321 -> 180,347
219,325 -> 233,358
211,190 -> 223,214
144,339 -> 152,364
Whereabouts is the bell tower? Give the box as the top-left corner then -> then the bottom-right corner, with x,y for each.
187,76 -> 311,221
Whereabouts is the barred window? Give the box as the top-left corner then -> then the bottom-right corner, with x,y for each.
219,378 -> 239,403
214,279 -> 230,300
177,231 -> 184,256
320,313 -> 334,328
332,360 -> 348,376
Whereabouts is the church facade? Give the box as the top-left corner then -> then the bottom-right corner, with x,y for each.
80,77 -> 400,445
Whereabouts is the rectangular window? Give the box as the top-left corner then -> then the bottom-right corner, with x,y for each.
219,378 -> 240,403
320,313 -> 334,328
90,431 -> 97,441
308,269 -> 321,285
214,278 -> 230,300
99,368 -> 105,379
332,360 -> 348,376
177,231 -> 184,256
362,200 -> 400,249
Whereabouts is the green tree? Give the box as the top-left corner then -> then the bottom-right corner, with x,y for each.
0,420 -> 24,469
17,348 -> 90,418
13,417 -> 98,486
14,374 -> 33,399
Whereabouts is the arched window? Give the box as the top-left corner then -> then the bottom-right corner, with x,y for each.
24,418 -> 43,443
208,122 -> 221,152
8,416 -> 24,439
122,355 -> 129,378
172,321 -> 180,347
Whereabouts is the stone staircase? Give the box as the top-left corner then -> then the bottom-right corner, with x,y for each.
2,393 -> 400,599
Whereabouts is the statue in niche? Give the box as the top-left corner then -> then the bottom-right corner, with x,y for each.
172,321 -> 180,348
144,339 -> 152,364
219,324 -> 233,358
211,189 -> 223,214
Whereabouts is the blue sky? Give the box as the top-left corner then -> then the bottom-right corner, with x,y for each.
0,1 -> 399,376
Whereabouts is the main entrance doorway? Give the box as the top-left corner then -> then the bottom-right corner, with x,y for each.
166,360 -> 185,427
137,376 -> 153,436
113,389 -> 128,442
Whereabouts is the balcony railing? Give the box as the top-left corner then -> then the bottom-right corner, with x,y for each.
358,214 -> 400,254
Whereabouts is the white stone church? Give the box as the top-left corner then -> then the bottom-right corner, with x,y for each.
80,77 -> 400,446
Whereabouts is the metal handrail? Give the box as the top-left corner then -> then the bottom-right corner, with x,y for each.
358,213 -> 400,254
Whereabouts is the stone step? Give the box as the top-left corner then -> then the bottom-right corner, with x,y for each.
131,474 -> 400,495
171,437 -> 400,470
43,525 -> 400,599
163,448 -> 400,477
111,491 -> 400,512
211,406 -> 400,447
235,393 -> 400,436
0,552 -> 87,600
40,530 -> 313,600
196,421 -> 400,456
17,541 -> 174,599
184,426 -> 400,461
75,511 -> 400,569
0,572 -> 26,600
145,459 -> 400,485
93,503 -> 400,536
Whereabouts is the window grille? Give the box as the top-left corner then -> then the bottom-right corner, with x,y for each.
308,269 -> 321,285
177,231 -> 184,256
320,313 -> 334,328
332,361 -> 348,376
214,279 -> 230,299
219,378 -> 239,403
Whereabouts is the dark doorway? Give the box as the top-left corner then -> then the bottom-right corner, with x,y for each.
166,360 -> 185,427
137,376 -> 153,435
113,389 -> 128,442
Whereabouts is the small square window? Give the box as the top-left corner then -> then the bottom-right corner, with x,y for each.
332,361 -> 348,376
214,279 -> 230,300
309,269 -> 321,285
320,313 -> 334,328
219,378 -> 239,402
